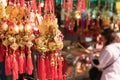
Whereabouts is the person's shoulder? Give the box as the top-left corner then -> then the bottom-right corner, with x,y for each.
104,43 -> 115,49
105,43 -> 120,49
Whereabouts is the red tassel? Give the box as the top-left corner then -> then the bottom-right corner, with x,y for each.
18,53 -> 24,74
23,53 -> 26,73
54,65 -> 58,80
37,55 -> 40,79
37,55 -> 46,80
8,0 -> 14,4
58,55 -> 63,80
51,0 -> 55,14
81,0 -> 86,10
5,55 -> 11,76
45,56 -> 51,79
51,65 -> 55,80
62,60 -> 68,74
63,75 -> 66,80
49,0 -> 52,13
44,0 -> 49,12
68,0 -> 73,9
31,0 -> 37,11
12,52 -> 18,80
55,52 -> 58,80
26,49 -> 33,75
5,48 -> 11,76
62,0 -> 66,9
51,54 -> 56,80
18,48 -> 26,74
44,0 -> 54,14
37,3 -> 41,14
18,0 -> 25,7
76,0 -> 81,10
0,44 -> 5,62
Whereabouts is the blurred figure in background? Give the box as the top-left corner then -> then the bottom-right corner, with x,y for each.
90,27 -> 120,80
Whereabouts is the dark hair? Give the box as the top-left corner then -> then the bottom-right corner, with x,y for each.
100,27 -> 115,45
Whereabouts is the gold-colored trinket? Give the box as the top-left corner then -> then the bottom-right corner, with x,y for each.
26,41 -> 33,48
10,42 -> 19,50
2,39 -> 9,47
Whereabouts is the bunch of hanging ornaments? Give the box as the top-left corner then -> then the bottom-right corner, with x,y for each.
0,0 -> 42,80
0,0 -> 65,80
35,0 -> 65,80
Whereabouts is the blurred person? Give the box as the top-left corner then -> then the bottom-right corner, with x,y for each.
90,27 -> 120,80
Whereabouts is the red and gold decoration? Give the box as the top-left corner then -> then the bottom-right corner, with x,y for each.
0,0 -> 65,80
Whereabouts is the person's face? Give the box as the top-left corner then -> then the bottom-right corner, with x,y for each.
100,35 -> 106,45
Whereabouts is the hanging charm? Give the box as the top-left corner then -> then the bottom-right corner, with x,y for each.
26,41 -> 34,75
